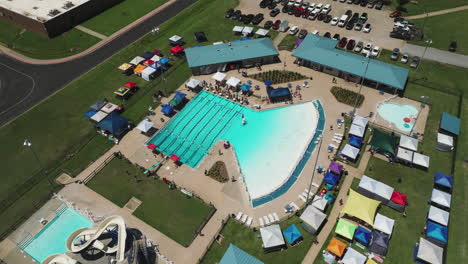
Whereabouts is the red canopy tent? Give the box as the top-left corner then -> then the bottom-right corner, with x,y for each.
147,144 -> 157,150
143,59 -> 154,66
124,81 -> 137,89
388,191 -> 407,212
170,154 -> 180,162
170,45 -> 184,55
152,49 -> 161,55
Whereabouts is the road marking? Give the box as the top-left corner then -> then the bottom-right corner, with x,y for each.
0,62 -> 36,118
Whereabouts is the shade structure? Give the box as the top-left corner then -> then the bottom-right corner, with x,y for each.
426,220 -> 448,245
434,172 -> 453,190
90,101 -> 106,111
168,91 -> 186,107
141,51 -> 153,59
368,129 -> 398,156
90,110 -> 109,122
390,191 -> 407,206
232,26 -> 244,33
186,78 -> 201,89
143,59 -> 154,66
349,124 -> 365,138
260,224 -> 285,249
440,112 -> 460,136
428,206 -> 449,226
369,230 -> 390,256
96,112 -> 129,137
352,115 -> 368,128
327,237 -> 347,257
283,224 -> 302,245
161,104 -> 174,116
323,172 -> 339,185
159,57 -> 170,65
417,237 -> 444,264
399,135 -> 418,151
150,55 -> 161,62
329,161 -> 343,175
335,219 -> 357,240
170,154 -> 180,162
147,143 -> 157,150
212,72 -> 226,82
341,190 -> 380,226
226,76 -> 241,87
130,56 -> 145,65
312,195 -> 328,211
354,226 -> 372,245
100,103 -> 118,114
341,144 -> 360,160
431,189 -> 451,208
168,35 -> 183,45
240,83 -> 251,92
242,26 -> 254,34
123,81 -> 137,89
373,213 -> 395,236
349,135 -> 363,148
141,67 -> 157,81
84,109 -> 97,118
133,64 -> 147,75
300,206 -> 327,234
255,28 -> 269,36
136,119 -> 154,133
118,63 -> 133,71
357,175 -> 394,202
341,247 -> 367,264
413,152 -> 430,168
220,244 -> 264,264
170,45 -> 184,55
436,133 -> 454,151
397,147 -> 413,162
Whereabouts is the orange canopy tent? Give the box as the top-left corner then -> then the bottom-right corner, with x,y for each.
327,237 -> 347,257
134,64 -> 147,75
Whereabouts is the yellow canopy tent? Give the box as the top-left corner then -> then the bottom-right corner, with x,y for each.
341,189 -> 380,226
366,259 -> 378,264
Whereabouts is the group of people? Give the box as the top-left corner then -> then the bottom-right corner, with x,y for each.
205,82 -> 250,105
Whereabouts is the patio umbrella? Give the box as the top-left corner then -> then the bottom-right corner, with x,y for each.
147,144 -> 157,150
170,154 -> 180,162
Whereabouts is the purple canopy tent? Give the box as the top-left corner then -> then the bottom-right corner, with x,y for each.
295,39 -> 303,47
329,161 -> 343,175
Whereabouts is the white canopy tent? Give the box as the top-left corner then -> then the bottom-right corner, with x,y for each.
413,153 -> 430,168
312,195 -> 328,211
436,133 -> 454,151
91,111 -> 109,122
255,28 -> 269,36
242,26 -> 254,35
341,144 -> 360,160
136,119 -> 154,133
232,26 -> 244,33
168,35 -> 183,44
300,206 -> 327,234
150,55 -> 160,62
352,115 -> 368,128
130,56 -> 145,65
428,206 -> 449,226
211,72 -> 226,82
417,237 -> 444,264
259,224 -> 285,249
373,213 -> 395,236
100,103 -> 118,114
341,247 -> 367,264
358,175 -> 394,201
349,124 -> 365,138
399,135 -> 419,151
226,76 -> 241,87
186,78 -> 201,89
397,147 -> 414,163
141,67 -> 157,81
431,189 -> 451,208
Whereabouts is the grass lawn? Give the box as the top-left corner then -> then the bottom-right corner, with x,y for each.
201,217 -> 315,264
409,9 -> 468,55
278,34 -> 298,51
390,0 -> 468,16
87,157 -> 214,247
0,20 -> 100,59
81,0 -> 167,36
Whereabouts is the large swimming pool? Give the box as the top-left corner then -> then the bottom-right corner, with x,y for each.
148,91 -> 324,206
22,206 -> 92,263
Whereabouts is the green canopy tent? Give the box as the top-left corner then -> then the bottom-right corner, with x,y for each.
335,218 -> 357,240
369,129 -> 398,157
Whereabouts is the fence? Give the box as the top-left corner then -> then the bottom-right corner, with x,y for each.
82,153 -> 117,184
197,214 -> 230,264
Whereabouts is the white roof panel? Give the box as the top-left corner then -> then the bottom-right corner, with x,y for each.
413,152 -> 430,168
399,135 -> 418,151
260,224 -> 285,248
431,189 -> 451,208
374,213 -> 395,235
397,147 -> 413,162
428,206 -> 449,226
349,124 -> 365,137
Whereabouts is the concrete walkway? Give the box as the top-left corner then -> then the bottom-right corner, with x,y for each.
75,25 -> 108,40
406,5 -> 468,19
401,43 -> 468,68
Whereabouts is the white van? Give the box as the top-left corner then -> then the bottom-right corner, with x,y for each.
338,15 -> 348,27
322,4 -> 331,14
294,0 -> 303,7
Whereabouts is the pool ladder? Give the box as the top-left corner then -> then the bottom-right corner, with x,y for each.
55,204 -> 68,216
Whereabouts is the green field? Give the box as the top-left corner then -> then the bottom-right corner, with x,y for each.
409,9 -> 468,55
88,158 -> 213,247
391,0 -> 468,16
278,34 -> 298,51
81,0 -> 167,36
0,20 -> 100,59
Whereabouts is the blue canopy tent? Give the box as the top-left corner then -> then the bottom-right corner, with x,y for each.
141,52 -> 154,59
161,104 -> 174,116
426,220 -> 448,245
159,57 -> 170,65
90,101 -> 106,111
349,135 -> 363,148
168,91 -> 187,107
267,87 -> 292,103
84,109 -> 97,118
241,36 -> 251,41
434,172 -> 453,190
283,224 -> 303,245
220,244 -> 264,264
240,84 -> 252,93
96,112 -> 129,138
150,63 -> 161,70
354,226 -> 372,246
324,172 -> 339,185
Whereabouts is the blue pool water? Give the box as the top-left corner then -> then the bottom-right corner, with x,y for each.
148,91 -> 325,206
23,206 -> 92,263
377,103 -> 419,132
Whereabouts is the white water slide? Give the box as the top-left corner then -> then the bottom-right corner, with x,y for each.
42,254 -> 78,264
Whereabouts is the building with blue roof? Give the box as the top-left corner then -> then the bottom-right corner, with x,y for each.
185,38 -> 279,75
292,34 -> 409,93
440,112 -> 460,136
219,244 -> 264,264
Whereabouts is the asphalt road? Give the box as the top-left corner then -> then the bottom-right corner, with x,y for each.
0,0 -> 197,127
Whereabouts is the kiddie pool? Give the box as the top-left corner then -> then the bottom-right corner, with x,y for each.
377,103 -> 418,132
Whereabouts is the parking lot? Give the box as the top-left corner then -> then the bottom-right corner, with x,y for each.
237,0 -> 405,51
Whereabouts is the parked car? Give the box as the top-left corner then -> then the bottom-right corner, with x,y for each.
359,12 -> 368,23
264,20 -> 274,29
360,0 -> 368,6
324,31 -> 332,38
345,10 -> 352,17
243,14 -> 254,24
232,10 -> 242,20
354,41 -> 364,52
225,8 -> 234,18
389,10 -> 401,18
332,33 -> 340,40
253,13 -> 264,24
270,8 -> 280,17
390,48 -> 400,60
315,3 -> 323,11
260,1 -> 270,8
362,42 -> 372,55
294,7 -> 305,16
282,5 -> 290,12
353,0 -> 360,4
308,10 -> 319,19
268,2 -> 277,9
338,37 -> 348,48
347,0 -> 353,3
363,23 -> 371,33
346,39 -> 356,50
371,46 -> 380,57
298,29 -> 308,38
302,1 -> 310,8
272,19 -> 281,30
302,10 -> 311,18
346,22 -> 355,30
323,14 -> 332,23
312,29 -> 319,35
354,23 -> 363,31
331,17 -> 339,25
375,1 -> 383,9
317,13 -> 326,20
401,53 -> 409,63
367,1 -> 375,8
322,4 -> 331,14
449,41 -> 457,52
289,26 -> 299,35
410,56 -> 421,68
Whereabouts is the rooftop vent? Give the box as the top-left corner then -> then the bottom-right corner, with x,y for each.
48,9 -> 61,17
63,1 -> 74,9
33,6 -> 39,10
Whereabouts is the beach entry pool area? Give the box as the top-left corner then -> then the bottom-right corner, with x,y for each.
148,91 -> 325,207
377,103 -> 419,132
21,206 -> 92,263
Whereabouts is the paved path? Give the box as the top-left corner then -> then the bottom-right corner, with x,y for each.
75,25 -> 108,40
401,43 -> 468,68
406,5 -> 468,19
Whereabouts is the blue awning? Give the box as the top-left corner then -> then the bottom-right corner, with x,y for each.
84,109 -> 97,118
324,172 -> 339,185
161,104 -> 174,116
283,224 -> 302,245
349,135 -> 363,148
220,244 -> 264,264
354,226 -> 372,245
96,112 -> 129,137
141,51 -> 154,59
426,220 -> 448,243
440,112 -> 460,135
434,172 -> 453,189
240,84 -> 252,92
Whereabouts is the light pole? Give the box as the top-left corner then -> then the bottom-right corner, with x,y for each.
351,53 -> 371,117
420,95 -> 429,108
306,137 -> 323,205
24,139 -> 54,188
416,39 -> 432,72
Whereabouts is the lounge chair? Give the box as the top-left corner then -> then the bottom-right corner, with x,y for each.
246,217 -> 253,227
273,213 -> 280,222
332,139 -> 341,144
329,144 -> 338,149
259,217 -> 264,227
299,194 -> 307,203
235,212 -> 243,221
263,216 -> 270,225
268,214 -> 275,223
290,202 -> 300,211
334,133 -> 343,136
241,214 -> 248,223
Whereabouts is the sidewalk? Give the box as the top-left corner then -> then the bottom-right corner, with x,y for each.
406,5 -> 468,19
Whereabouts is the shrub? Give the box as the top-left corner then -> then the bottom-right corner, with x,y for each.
250,70 -> 308,84
330,86 -> 365,107
207,161 -> 229,183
